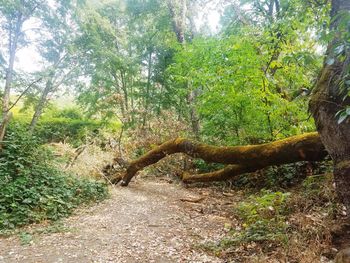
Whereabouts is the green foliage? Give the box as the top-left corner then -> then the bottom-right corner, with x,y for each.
34,117 -> 101,145
12,106 -> 120,146
19,232 -> 33,245
52,107 -> 84,120
264,164 -> 310,188
231,190 -> 291,244
193,159 -> 225,173
234,164 -> 303,189
233,160 -> 332,190
0,127 -> 108,232
167,30 -> 319,145
74,0 -> 177,125
201,191 -> 291,253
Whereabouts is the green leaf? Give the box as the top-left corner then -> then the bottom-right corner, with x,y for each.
334,44 -> 345,55
326,57 -> 335,65
346,107 -> 350,115
338,111 -> 348,124
22,199 -> 32,204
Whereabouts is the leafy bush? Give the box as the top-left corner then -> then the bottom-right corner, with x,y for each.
0,126 -> 108,232
11,116 -> 119,148
233,160 -> 332,190
34,117 -> 101,146
12,105 -> 121,147
52,107 -> 84,119
264,161 -> 332,188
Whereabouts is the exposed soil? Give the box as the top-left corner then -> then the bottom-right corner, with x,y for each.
0,178 -> 240,263
332,223 -> 350,251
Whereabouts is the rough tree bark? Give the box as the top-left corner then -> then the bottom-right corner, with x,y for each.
310,0 -> 350,213
108,132 -> 327,186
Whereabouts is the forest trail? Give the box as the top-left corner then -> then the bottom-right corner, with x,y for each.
0,179 -> 237,263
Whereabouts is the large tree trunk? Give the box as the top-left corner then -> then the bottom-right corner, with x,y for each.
108,132 -> 327,186
310,0 -> 350,213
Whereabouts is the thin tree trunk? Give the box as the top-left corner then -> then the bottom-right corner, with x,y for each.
187,88 -> 200,139
167,0 -> 200,137
29,78 -> 53,132
167,0 -> 187,44
268,0 -> 274,20
142,49 -> 153,127
121,73 -> 128,111
120,70 -> 129,122
111,72 -> 126,120
0,13 -> 23,147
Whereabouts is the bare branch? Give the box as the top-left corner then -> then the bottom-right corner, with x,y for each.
7,77 -> 42,112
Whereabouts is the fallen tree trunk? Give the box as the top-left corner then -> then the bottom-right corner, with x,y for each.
181,164 -> 260,183
108,132 -> 327,186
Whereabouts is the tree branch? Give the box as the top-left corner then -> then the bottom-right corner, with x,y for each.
7,77 -> 42,112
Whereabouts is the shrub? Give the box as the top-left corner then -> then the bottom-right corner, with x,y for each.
52,107 -> 84,119
34,117 -> 101,146
11,106 -> 121,147
9,116 -> 118,147
0,126 -> 109,232
233,160 -> 333,190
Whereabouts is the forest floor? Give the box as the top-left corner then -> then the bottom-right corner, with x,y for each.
0,177 -> 242,263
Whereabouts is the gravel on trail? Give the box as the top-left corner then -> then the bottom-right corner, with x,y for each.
0,179 -> 234,263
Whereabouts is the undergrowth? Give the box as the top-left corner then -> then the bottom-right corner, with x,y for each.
0,125 -> 109,233
233,190 -> 291,245
200,173 -> 338,262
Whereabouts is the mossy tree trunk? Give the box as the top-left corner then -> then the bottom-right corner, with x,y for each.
310,0 -> 350,213
108,132 -> 327,186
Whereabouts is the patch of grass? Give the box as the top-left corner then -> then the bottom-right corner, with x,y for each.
35,221 -> 74,234
19,232 -> 33,245
16,221 -> 75,245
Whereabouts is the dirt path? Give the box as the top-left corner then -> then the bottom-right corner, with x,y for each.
0,179 -> 236,263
